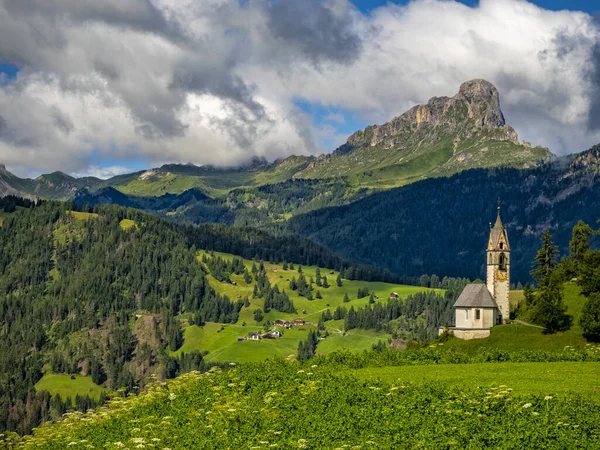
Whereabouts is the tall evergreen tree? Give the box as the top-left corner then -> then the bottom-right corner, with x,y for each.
569,221 -> 594,275
531,228 -> 560,288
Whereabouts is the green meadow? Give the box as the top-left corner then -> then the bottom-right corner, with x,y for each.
35,374 -> 106,403
173,251 -> 434,362
349,361 -> 600,399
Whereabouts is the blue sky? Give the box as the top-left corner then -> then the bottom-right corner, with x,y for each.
353,0 -> 597,14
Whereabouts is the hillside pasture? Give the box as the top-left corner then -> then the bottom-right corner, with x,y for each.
350,361 -> 600,399
35,373 -> 105,403
177,251 -> 437,362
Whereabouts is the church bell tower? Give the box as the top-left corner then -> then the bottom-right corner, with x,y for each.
486,205 -> 510,323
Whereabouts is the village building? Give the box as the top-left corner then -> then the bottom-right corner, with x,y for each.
447,206 -> 511,340
294,318 -> 305,326
248,332 -> 260,341
271,329 -> 281,338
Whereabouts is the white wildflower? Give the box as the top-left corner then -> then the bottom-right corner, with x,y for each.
522,403 -> 532,408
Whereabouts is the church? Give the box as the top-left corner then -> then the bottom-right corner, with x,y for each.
449,206 -> 510,340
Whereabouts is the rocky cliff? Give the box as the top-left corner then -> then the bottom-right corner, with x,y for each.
336,79 -> 519,156
300,79 -> 550,183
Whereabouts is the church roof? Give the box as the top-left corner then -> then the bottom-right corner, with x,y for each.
488,208 -> 510,251
453,284 -> 498,308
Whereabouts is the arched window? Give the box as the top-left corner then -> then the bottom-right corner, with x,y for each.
499,253 -> 507,271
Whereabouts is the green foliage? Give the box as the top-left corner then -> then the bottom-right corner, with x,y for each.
531,228 -> 560,287
569,220 -> 594,275
11,349 -> 600,449
533,277 -> 572,334
253,309 -> 264,322
580,294 -> 600,341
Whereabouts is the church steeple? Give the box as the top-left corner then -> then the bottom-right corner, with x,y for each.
486,203 -> 510,323
488,205 -> 510,252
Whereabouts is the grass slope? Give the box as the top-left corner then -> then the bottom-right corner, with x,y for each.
35,374 -> 105,403
15,357 -> 600,449
176,251 -> 436,362
350,361 -> 600,399
444,283 -> 588,354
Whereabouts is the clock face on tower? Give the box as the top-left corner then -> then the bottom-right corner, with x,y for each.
496,269 -> 508,282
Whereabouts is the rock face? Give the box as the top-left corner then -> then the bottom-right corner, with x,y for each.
335,79 -> 519,156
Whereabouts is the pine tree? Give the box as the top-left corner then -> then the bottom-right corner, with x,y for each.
336,273 -> 343,287
322,276 -> 329,288
343,292 -> 350,303
531,228 -> 560,288
283,262 -> 288,270
569,221 -> 594,274
581,293 -> 600,340
315,290 -> 322,299
244,269 -> 253,284
533,273 -> 572,334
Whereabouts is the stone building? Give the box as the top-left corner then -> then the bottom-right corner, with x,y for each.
449,206 -> 510,340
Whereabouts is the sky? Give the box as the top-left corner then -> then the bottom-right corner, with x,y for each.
1,0 -> 600,178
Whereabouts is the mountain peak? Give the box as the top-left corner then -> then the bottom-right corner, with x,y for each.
456,79 -> 506,128
335,79 -> 518,156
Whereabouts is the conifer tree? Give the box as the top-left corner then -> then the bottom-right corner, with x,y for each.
531,228 -> 560,288
569,221 -> 594,274
336,273 -> 343,287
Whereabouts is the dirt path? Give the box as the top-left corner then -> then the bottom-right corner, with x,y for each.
513,319 -> 544,329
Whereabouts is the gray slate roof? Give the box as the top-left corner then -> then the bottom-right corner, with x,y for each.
453,284 -> 498,308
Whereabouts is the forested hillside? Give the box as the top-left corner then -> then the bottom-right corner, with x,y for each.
284,161 -> 600,283
0,201 -> 420,435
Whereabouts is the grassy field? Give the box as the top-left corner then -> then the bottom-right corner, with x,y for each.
349,361 -> 600,399
443,283 -> 588,354
119,218 -> 136,230
35,374 -> 105,402
16,357 -> 600,449
175,251 -> 435,362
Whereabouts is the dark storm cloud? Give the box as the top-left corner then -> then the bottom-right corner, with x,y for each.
0,114 -> 38,148
267,0 -> 363,65
2,0 -> 182,40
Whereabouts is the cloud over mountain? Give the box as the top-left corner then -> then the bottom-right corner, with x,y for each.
0,0 -> 599,175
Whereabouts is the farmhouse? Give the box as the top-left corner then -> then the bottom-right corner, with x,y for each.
389,292 -> 399,299
248,332 -> 260,341
446,206 -> 510,340
271,329 -> 281,338
294,318 -> 305,326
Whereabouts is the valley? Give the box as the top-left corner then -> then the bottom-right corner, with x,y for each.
1,80 -> 600,448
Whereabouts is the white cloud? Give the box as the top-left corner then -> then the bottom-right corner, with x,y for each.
0,0 -> 599,177
73,165 -> 133,179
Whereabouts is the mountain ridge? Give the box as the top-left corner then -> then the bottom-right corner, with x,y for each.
297,79 -> 550,182
0,79 -> 552,201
